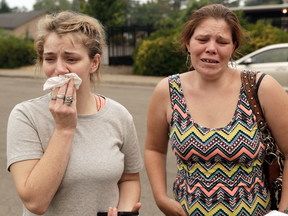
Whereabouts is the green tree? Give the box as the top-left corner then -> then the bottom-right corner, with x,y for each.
79,0 -> 125,28
132,1 -> 288,77
122,0 -> 140,25
123,0 -> 176,26
0,0 -> 11,13
132,0 -> 211,76
171,0 -> 187,11
237,19 -> 288,58
244,0 -> 281,6
122,0 -> 188,26
129,1 -> 165,25
71,0 -> 80,11
180,0 -> 210,24
11,6 -> 29,13
33,0 -> 71,12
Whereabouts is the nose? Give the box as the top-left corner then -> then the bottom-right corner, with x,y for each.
55,59 -> 69,75
205,42 -> 217,54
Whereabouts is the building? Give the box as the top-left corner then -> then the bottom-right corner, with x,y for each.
0,10 -> 49,39
0,10 -> 110,65
229,3 -> 288,30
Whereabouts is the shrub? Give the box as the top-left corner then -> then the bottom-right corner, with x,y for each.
133,18 -> 288,76
131,0 -> 211,77
0,31 -> 36,68
132,35 -> 187,76
236,19 -> 288,59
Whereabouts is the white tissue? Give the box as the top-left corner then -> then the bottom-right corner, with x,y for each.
43,73 -> 82,91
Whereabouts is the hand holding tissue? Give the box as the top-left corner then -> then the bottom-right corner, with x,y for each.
43,73 -> 82,91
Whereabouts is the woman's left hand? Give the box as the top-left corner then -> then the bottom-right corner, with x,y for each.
108,202 -> 141,216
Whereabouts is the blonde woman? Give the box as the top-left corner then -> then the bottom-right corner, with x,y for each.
7,11 -> 142,216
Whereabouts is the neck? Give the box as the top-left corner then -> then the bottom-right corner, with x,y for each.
76,90 -> 97,115
193,69 -> 239,90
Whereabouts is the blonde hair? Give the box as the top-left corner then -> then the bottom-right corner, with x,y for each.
35,11 -> 106,85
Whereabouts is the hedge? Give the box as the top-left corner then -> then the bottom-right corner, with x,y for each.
133,19 -> 288,77
0,31 -> 36,68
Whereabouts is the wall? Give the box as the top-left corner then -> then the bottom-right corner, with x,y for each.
11,13 -> 47,39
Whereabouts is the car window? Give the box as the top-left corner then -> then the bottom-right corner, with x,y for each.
250,48 -> 288,63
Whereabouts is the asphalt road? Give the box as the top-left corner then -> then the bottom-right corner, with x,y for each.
0,76 -> 176,216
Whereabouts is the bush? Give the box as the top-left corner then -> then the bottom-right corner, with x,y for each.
132,35 -> 187,76
132,9 -> 189,77
236,19 -> 288,59
131,0 -> 210,77
0,31 -> 36,68
133,18 -> 288,76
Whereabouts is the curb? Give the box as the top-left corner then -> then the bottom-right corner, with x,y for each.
0,69 -> 163,87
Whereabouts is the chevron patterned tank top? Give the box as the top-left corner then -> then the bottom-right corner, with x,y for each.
168,74 -> 270,216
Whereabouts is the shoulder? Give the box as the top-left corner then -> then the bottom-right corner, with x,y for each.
153,73 -> 182,97
256,72 -> 288,113
256,72 -> 284,95
8,94 -> 51,132
147,75 -> 176,123
155,76 -> 169,90
242,70 -> 281,94
150,76 -> 171,105
106,97 -> 129,111
105,97 -> 133,119
10,94 -> 50,116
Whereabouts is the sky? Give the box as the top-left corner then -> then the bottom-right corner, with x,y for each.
7,0 -> 148,11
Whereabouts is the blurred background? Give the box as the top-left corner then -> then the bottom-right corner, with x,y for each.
1,0 -> 288,215
0,0 -> 288,77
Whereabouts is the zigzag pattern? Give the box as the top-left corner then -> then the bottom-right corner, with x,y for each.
168,74 -> 270,215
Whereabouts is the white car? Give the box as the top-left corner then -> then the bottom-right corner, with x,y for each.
235,43 -> 288,92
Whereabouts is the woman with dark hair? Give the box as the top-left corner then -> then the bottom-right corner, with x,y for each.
145,4 -> 288,216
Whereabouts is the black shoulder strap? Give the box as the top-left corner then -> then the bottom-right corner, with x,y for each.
241,70 -> 267,132
255,73 -> 266,95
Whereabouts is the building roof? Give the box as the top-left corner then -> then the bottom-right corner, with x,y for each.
230,3 -> 288,13
0,10 -> 48,29
229,3 -> 288,19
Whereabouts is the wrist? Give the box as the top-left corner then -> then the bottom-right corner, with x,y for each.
155,195 -> 170,208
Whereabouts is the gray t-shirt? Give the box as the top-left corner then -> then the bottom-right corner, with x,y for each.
7,93 -> 143,216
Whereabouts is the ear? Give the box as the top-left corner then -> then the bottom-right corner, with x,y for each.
90,54 -> 101,74
232,41 -> 237,53
185,41 -> 190,53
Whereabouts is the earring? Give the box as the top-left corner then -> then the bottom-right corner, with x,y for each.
186,51 -> 193,69
229,56 -> 236,69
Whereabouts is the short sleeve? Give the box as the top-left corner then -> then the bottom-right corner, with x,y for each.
120,113 -> 143,174
7,103 -> 43,171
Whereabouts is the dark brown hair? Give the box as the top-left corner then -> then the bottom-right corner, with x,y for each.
179,4 -> 248,69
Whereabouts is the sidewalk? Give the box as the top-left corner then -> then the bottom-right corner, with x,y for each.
0,65 -> 164,87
